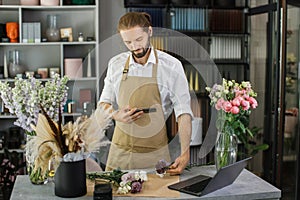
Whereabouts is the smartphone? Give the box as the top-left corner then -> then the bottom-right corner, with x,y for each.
133,108 -> 157,114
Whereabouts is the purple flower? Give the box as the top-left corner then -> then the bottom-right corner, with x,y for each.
121,173 -> 135,184
130,181 -> 142,193
155,159 -> 170,174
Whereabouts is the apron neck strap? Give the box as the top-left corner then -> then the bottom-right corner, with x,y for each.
122,49 -> 158,81
122,57 -> 130,81
152,50 -> 158,78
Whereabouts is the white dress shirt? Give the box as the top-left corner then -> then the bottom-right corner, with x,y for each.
99,47 -> 193,120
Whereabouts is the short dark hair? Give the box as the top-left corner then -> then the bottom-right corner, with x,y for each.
118,12 -> 152,33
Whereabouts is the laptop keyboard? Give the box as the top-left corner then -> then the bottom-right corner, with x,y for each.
181,177 -> 212,193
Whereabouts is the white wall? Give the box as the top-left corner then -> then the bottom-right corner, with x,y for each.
99,0 -> 126,42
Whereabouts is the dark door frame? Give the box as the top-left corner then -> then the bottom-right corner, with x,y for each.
286,1 -> 300,199
249,1 -> 300,199
248,1 -> 281,186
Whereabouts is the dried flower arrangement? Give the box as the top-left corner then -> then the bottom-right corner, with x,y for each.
26,104 -> 113,182
0,74 -> 70,183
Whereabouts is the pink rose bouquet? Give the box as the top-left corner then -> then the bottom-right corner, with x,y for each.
206,79 -> 258,143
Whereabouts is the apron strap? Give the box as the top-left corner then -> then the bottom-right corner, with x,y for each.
122,57 -> 130,81
152,50 -> 158,78
122,49 -> 158,80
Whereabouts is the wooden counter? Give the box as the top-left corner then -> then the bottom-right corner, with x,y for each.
10,165 -> 281,200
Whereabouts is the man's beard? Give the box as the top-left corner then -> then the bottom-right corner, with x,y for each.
131,38 -> 151,58
132,47 -> 149,58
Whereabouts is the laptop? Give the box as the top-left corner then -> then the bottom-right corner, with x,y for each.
168,157 -> 252,196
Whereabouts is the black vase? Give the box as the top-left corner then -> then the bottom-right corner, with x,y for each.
54,159 -> 87,198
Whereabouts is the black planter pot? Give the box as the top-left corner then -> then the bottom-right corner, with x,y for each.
54,159 -> 86,198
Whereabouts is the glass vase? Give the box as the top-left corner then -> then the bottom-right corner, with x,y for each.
8,50 -> 24,78
25,135 -> 48,185
214,131 -> 238,171
46,14 -> 60,42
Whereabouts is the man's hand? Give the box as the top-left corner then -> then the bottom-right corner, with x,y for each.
167,150 -> 190,175
112,105 -> 143,123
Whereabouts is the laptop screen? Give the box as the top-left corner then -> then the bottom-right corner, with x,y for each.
168,157 -> 252,196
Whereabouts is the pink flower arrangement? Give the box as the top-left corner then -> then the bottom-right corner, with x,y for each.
206,79 -> 258,139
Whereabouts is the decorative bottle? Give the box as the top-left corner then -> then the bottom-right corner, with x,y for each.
46,14 -> 60,42
8,50 -> 24,78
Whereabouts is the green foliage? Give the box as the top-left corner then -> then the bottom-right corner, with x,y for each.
86,168 -> 127,187
238,126 -> 269,157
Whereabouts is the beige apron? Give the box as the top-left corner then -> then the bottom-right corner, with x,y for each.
105,50 -> 170,171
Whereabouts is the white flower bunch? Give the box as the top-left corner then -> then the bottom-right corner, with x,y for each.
0,74 -> 69,135
117,181 -> 132,194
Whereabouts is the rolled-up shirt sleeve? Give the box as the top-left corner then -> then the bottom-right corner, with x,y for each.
169,60 -> 194,120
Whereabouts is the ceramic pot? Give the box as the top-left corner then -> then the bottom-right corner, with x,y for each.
20,0 -> 40,5
40,0 -> 59,6
54,159 -> 87,198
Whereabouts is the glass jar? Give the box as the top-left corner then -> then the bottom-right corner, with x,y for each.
8,50 -> 24,78
46,14 -> 60,42
78,32 -> 84,42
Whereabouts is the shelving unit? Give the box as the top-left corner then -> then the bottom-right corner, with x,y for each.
0,2 -> 99,199
0,1 -> 99,148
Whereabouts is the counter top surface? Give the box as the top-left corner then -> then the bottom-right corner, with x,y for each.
10,165 -> 281,200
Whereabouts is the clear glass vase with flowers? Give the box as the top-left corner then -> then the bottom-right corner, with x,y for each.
206,79 -> 258,170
